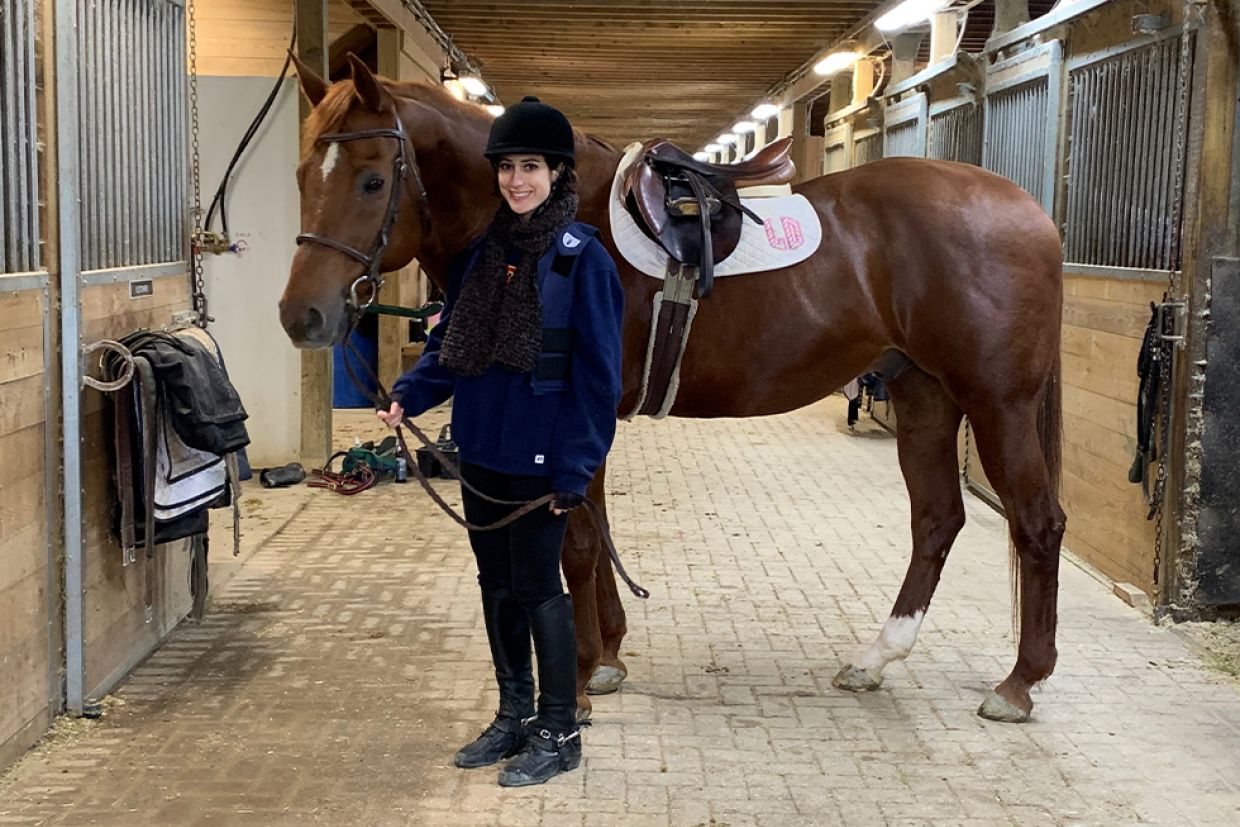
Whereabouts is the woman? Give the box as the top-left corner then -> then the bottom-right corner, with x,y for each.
378,96 -> 624,787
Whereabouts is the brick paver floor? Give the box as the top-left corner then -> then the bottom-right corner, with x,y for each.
3,398 -> 1240,826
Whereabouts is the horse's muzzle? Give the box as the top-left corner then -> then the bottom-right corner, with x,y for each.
279,300 -> 339,349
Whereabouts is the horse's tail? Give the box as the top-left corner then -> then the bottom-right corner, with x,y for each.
1011,348 -> 1063,644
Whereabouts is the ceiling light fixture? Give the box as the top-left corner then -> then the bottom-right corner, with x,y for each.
460,73 -> 489,97
875,0 -> 951,32
813,50 -> 861,76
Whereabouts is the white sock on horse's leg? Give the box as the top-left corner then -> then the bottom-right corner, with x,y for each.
853,610 -> 925,672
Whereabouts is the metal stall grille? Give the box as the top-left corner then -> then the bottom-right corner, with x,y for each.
983,42 -> 1063,214
1,0 -> 42,274
883,94 -> 927,158
77,0 -> 187,275
1064,33 -> 1195,272
928,101 -> 983,165
853,131 -> 883,167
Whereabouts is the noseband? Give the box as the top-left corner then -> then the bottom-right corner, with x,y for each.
295,114 -> 430,316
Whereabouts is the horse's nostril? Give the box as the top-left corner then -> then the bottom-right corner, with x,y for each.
305,307 -> 325,335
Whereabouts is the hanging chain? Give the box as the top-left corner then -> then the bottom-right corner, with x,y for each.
187,0 -> 208,327
1149,8 -> 1198,589
961,418 -> 972,484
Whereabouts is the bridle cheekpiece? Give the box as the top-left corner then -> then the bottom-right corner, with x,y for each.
295,113 -> 430,317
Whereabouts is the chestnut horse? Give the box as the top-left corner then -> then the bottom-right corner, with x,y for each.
280,57 -> 1066,723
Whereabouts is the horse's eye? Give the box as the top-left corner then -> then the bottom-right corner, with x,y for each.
364,175 -> 385,193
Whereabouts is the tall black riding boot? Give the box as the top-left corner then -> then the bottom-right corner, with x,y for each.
498,593 -> 581,787
454,589 -> 535,769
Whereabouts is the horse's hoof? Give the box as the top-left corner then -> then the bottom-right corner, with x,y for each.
832,664 -> 883,692
576,704 -> 592,723
586,664 -> 626,695
977,690 -> 1031,723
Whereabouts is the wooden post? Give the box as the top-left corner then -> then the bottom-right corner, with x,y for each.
851,60 -> 875,106
296,0 -> 332,467
828,76 -> 850,114
929,12 -> 957,65
1167,4 -> 1240,607
790,100 -> 824,182
992,0 -> 1030,36
889,31 -> 924,86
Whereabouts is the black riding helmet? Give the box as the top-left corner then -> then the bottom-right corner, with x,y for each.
484,96 -> 575,167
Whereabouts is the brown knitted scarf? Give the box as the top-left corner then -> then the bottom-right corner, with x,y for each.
439,188 -> 579,377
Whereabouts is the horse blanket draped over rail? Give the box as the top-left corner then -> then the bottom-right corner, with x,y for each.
103,326 -> 249,619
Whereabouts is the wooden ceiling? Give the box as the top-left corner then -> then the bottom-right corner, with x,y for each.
417,0 -> 888,150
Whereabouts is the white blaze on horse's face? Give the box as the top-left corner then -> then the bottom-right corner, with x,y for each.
497,154 -> 555,215
320,142 -> 341,181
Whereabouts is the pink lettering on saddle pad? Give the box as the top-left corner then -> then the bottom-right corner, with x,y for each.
764,216 -> 805,251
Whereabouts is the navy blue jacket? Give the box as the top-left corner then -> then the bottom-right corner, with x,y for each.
391,222 -> 625,496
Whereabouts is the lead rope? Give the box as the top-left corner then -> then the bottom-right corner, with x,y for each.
338,325 -> 649,599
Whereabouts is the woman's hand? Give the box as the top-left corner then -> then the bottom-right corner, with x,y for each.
550,492 -> 584,516
376,401 -> 405,429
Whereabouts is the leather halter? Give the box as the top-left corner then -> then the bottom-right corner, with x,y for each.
295,114 -> 430,316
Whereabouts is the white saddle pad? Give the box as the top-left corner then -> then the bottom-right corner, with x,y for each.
609,142 -> 823,280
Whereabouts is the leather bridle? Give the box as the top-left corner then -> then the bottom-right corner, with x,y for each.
295,114 -> 431,316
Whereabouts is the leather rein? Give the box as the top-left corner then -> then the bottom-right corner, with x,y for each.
300,114 -> 649,600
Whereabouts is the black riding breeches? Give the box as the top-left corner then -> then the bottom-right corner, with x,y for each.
459,462 -> 568,609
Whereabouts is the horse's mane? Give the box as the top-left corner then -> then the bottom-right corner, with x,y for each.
302,77 -> 618,156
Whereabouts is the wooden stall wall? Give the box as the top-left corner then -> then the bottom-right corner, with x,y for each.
0,286 -> 56,768
79,278 -> 196,695
1059,276 -> 1162,591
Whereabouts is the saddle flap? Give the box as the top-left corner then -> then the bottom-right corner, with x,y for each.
622,160 -> 669,240
652,171 -> 743,268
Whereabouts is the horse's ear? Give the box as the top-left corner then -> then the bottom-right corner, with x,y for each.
289,51 -> 328,106
348,53 -> 391,112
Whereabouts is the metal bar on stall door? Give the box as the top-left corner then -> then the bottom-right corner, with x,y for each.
1113,54 -> 1136,268
1068,70 -> 1086,262
1133,45 -> 1158,270
103,0 -> 117,268
1106,59 -> 1125,264
1151,39 -> 1177,272
136,1 -> 151,265
122,0 -> 137,265
16,0 -> 35,271
2,1 -> 17,270
1063,72 -> 1081,263
175,8 -> 188,262
55,0 -> 87,716
159,5 -> 173,262
1137,42 -> 1165,271
0,5 -> 7,271
1088,66 -> 1110,264
80,0 -> 94,271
